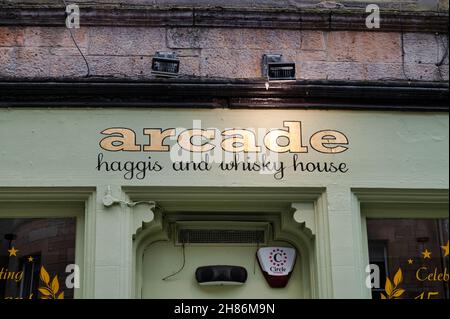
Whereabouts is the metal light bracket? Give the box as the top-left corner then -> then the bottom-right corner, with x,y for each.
151,51 -> 180,77
262,54 -> 296,81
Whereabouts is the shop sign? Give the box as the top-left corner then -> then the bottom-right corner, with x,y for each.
96,121 -> 350,181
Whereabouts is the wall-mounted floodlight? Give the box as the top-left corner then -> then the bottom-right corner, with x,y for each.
262,54 -> 296,81
151,51 -> 180,77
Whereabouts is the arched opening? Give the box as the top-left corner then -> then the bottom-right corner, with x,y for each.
134,212 -> 315,299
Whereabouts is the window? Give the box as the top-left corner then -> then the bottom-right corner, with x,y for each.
367,218 -> 449,299
0,218 -> 76,299
368,240 -> 388,297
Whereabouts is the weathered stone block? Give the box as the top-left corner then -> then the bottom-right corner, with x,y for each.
49,54 -> 89,78
298,61 -> 328,80
24,27 -> 87,48
88,27 -> 167,56
301,31 -> 326,51
88,55 -> 135,77
179,56 -> 201,76
201,49 -> 260,78
132,56 -> 153,78
403,33 -> 447,65
298,50 -> 327,62
0,47 -> 16,76
229,29 -> 302,50
11,47 -> 51,78
404,63 -> 448,81
298,62 -> 367,80
327,31 -> 401,63
167,28 -> 203,49
326,62 -> 367,80
0,27 -> 25,46
168,28 -> 302,50
365,63 -> 405,80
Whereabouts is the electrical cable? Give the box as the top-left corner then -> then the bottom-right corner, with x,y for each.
435,33 -> 449,81
436,34 -> 449,67
162,243 -> 186,281
253,240 -> 260,275
61,0 -> 91,77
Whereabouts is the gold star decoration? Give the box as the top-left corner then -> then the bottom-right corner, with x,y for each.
422,249 -> 432,259
28,256 -> 34,262
7,246 -> 19,257
441,241 -> 449,257
408,259 -> 414,265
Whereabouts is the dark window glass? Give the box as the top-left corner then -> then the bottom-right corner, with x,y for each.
0,218 -> 76,299
367,219 -> 449,299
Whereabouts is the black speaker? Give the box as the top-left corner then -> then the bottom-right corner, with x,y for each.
195,265 -> 248,285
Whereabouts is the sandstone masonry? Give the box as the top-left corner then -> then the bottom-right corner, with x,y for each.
0,26 -> 448,81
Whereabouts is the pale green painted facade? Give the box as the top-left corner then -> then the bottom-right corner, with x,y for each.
0,108 -> 448,298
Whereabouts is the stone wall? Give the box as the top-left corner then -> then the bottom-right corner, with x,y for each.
0,26 -> 448,81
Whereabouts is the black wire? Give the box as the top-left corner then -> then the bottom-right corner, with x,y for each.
435,34 -> 448,82
436,34 -> 449,67
61,0 -> 91,77
253,241 -> 260,275
162,243 -> 186,281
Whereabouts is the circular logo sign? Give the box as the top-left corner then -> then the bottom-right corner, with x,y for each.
269,248 -> 289,267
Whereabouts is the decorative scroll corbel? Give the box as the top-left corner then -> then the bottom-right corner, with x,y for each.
290,203 -> 316,239
101,186 -> 159,237
131,201 -> 158,238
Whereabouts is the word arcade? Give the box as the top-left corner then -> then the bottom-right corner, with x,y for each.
99,121 -> 349,154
